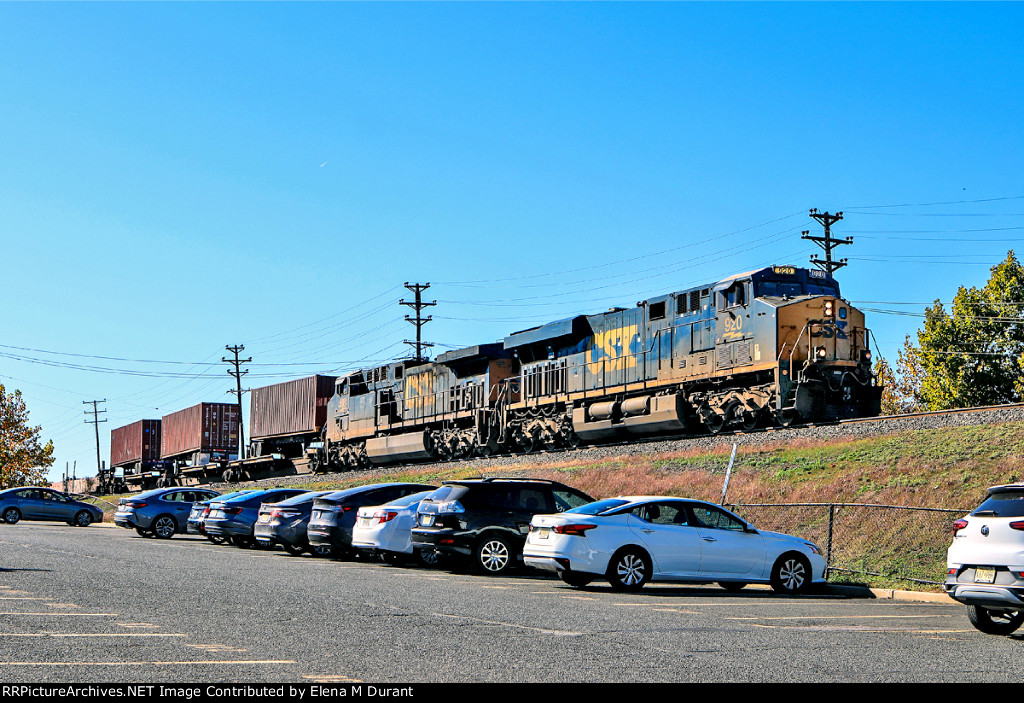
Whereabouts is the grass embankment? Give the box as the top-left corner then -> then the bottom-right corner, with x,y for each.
297,421 -> 1024,509
102,420 -> 1024,591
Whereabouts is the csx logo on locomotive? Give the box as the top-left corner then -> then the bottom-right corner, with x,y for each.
587,325 -> 641,375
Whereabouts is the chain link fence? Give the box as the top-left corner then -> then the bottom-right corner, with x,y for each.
729,502 -> 968,586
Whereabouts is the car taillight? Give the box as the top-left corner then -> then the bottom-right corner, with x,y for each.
127,502 -> 147,508
372,511 -> 398,524
269,509 -> 299,519
331,504 -> 353,512
436,500 -> 465,515
953,519 -> 969,535
201,507 -> 210,517
553,524 -> 597,536
223,506 -> 243,515
1010,521 -> 1024,531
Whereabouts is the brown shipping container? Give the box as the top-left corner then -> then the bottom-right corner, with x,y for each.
109,420 -> 162,468
160,402 -> 240,459
249,375 -> 337,440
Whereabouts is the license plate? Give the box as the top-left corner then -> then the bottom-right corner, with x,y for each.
537,527 -> 550,539
210,510 -> 224,518
257,515 -> 270,524
313,510 -> 322,519
976,567 -> 997,584
357,518 -> 371,527
421,515 -> 434,527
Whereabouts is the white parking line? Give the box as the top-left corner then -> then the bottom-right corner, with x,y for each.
431,612 -> 584,637
0,660 -> 298,666
3,633 -> 188,638
0,612 -> 117,616
726,614 -> 944,621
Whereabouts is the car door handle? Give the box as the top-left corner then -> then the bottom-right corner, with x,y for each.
702,537 -> 717,542
640,529 -> 655,534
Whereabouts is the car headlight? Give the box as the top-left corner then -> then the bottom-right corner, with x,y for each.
805,542 -> 822,556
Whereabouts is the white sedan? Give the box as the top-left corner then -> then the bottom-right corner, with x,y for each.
523,496 -> 826,593
351,490 -> 439,566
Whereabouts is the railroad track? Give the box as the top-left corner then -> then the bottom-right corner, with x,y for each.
207,403 -> 1024,490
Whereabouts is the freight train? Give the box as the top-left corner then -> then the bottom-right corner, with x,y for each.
108,264 -> 882,488
308,264 -> 880,472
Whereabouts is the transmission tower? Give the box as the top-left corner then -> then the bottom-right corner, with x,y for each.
223,344 -> 251,460
83,399 -> 106,479
802,209 -> 852,275
400,282 -> 436,362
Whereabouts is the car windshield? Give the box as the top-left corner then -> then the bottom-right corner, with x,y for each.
323,484 -> 398,501
132,489 -> 167,500
424,485 -> 469,502
273,491 -> 331,507
222,491 -> 268,503
972,489 -> 1024,518
210,491 -> 248,502
384,490 -> 434,508
565,498 -> 633,515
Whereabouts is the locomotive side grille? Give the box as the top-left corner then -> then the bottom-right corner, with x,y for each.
736,343 -> 753,366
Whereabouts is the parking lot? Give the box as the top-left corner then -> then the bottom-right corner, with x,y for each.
2,521 -> 1022,683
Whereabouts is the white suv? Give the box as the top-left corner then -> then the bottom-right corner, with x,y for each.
945,484 -> 1024,635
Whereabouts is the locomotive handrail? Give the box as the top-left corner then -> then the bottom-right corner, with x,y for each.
787,321 -> 811,371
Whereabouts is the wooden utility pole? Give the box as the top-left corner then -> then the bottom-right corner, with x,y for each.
223,345 -> 251,460
83,399 -> 106,479
802,209 -> 852,276
400,282 -> 436,362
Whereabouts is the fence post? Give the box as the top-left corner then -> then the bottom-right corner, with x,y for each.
825,504 -> 836,580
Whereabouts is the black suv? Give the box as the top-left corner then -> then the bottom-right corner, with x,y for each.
410,478 -> 594,575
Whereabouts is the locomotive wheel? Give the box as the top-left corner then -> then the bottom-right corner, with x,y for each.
520,435 -> 537,454
775,410 -> 801,428
705,414 -> 727,434
741,409 -> 762,432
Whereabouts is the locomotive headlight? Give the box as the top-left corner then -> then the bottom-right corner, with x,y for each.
823,300 -> 835,318
815,346 -> 828,359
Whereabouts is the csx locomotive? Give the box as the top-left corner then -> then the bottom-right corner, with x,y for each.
309,264 -> 881,471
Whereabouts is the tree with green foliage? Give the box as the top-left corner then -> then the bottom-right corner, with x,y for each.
0,384 -> 54,488
875,335 -> 928,415
916,250 -> 1024,409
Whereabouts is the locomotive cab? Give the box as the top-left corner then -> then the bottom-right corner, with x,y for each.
762,268 -> 880,421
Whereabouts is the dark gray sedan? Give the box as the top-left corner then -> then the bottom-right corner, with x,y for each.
0,487 -> 104,527
114,487 -> 221,539
205,488 -> 309,548
308,483 -> 437,559
254,491 -> 334,555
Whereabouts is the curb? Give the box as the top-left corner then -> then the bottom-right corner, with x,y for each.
825,584 -> 957,604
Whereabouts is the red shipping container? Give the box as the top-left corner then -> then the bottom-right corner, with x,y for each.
160,402 -> 239,459
249,375 -> 336,440
109,420 -> 162,468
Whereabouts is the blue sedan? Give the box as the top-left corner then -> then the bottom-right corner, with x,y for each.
0,487 -> 104,527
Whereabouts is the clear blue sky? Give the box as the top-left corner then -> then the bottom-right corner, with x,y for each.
2,3 -> 1021,481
